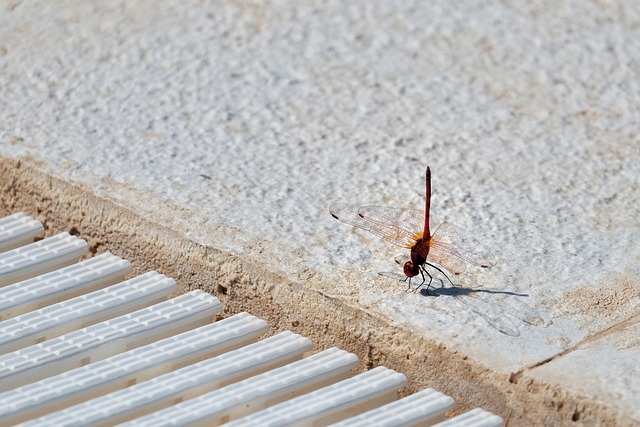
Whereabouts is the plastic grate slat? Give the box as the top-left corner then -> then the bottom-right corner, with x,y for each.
0,271 -> 176,355
432,408 -> 505,427
329,387 -> 456,426
0,212 -> 44,253
0,290 -> 222,392
24,331 -> 312,426
121,348 -> 360,426
0,232 -> 88,286
223,366 -> 408,427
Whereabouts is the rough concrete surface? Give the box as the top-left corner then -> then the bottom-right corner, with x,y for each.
1,1 -> 639,425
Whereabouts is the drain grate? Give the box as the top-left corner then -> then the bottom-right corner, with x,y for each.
0,213 -> 504,426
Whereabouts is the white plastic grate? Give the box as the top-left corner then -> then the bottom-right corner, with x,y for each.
0,213 -> 505,426
0,313 -> 270,425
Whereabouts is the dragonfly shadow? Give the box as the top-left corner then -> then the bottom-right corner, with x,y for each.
379,270 -> 529,298
427,285 -> 526,337
422,284 -> 529,299
380,271 -> 545,337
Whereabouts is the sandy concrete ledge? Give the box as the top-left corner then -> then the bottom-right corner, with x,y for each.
1,156 -> 635,426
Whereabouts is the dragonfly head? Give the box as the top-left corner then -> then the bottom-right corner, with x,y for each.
403,261 -> 420,278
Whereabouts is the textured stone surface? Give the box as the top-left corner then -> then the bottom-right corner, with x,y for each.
1,1 -> 639,425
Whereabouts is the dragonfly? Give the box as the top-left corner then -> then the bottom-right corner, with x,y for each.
330,166 -> 496,290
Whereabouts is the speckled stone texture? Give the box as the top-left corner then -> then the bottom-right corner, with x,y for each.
1,1 -> 639,425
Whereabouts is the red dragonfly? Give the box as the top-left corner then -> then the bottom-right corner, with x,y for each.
330,166 -> 496,290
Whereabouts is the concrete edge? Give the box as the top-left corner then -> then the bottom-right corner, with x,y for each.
0,155 -> 633,426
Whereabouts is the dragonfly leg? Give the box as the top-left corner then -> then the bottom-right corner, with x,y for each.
425,262 -> 456,287
403,276 -> 412,292
418,267 -> 433,293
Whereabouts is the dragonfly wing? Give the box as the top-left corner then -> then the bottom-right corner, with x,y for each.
330,204 -> 423,248
426,251 -> 468,276
428,222 -> 497,272
453,294 -> 520,337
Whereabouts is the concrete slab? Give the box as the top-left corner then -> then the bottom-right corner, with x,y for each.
1,0 -> 639,425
